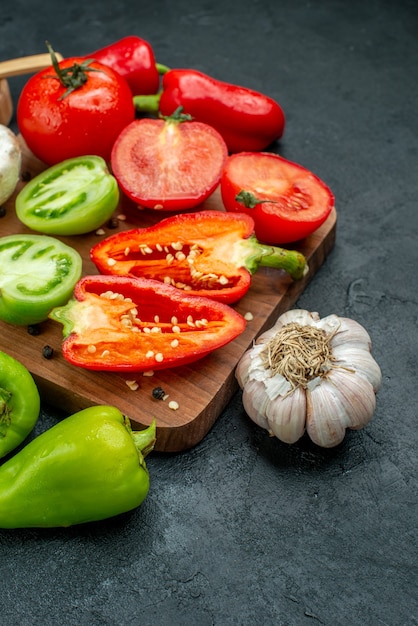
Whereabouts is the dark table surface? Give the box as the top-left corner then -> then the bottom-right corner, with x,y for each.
1,1 -> 417,625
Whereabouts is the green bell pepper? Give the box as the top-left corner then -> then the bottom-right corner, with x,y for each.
0,405 -> 156,528
15,155 -> 120,236
0,351 -> 40,459
0,233 -> 82,325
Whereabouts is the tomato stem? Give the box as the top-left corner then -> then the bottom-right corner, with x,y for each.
160,106 -> 192,123
236,190 -> 277,208
45,40 -> 102,99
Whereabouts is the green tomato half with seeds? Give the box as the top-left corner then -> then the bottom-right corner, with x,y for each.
15,155 -> 119,236
0,234 -> 82,325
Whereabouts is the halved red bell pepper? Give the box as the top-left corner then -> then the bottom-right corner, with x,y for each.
134,69 -> 285,153
87,36 -> 167,96
90,211 -> 308,304
49,275 -> 246,372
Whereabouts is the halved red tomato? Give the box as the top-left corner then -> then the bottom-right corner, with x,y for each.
220,152 -> 334,244
110,113 -> 228,211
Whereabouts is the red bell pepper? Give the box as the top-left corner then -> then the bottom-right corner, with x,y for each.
49,275 -> 246,372
134,68 -> 286,153
87,36 -> 168,96
90,211 -> 308,304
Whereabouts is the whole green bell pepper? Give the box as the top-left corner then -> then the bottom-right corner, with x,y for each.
0,350 -> 40,460
0,405 -> 156,528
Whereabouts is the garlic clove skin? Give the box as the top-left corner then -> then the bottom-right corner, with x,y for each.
331,345 -> 382,392
241,379 -> 270,431
235,347 -> 255,388
255,326 -> 280,345
275,309 -> 320,329
307,367 -> 377,447
330,317 -> 373,352
327,368 -> 376,430
0,125 -> 22,205
265,385 -> 306,444
306,377 -> 351,447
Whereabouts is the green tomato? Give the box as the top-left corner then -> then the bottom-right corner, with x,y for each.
0,350 -> 40,459
15,155 -> 119,236
0,234 -> 82,325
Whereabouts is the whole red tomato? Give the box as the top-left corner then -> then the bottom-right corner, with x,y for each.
220,152 -> 334,244
17,55 -> 135,166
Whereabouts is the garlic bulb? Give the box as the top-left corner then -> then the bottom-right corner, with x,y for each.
0,125 -> 21,205
236,309 -> 382,448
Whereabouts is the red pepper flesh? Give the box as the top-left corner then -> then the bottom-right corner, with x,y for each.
90,211 -> 308,304
49,275 -> 246,372
134,69 -> 286,153
87,35 -> 163,96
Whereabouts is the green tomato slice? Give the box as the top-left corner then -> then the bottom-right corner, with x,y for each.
15,156 -> 119,236
0,350 -> 40,459
0,234 -> 83,325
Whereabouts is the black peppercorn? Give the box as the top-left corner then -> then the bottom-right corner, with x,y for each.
27,324 -> 41,336
21,170 -> 32,182
152,386 -> 166,400
42,345 -> 54,359
108,216 -> 119,229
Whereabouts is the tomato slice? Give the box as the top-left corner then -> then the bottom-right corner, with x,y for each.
15,156 -> 119,236
220,152 -> 334,244
111,116 -> 228,211
0,234 -> 82,325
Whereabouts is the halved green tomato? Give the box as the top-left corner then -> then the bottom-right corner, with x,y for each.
15,156 -> 119,236
0,234 -> 82,325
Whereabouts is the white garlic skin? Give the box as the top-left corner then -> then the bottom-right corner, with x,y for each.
236,309 -> 382,448
0,125 -> 22,205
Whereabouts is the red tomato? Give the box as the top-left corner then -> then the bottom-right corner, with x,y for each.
220,152 -> 334,244
17,57 -> 135,166
111,116 -> 228,211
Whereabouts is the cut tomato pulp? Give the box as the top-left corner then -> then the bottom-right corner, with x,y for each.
111,117 -> 228,211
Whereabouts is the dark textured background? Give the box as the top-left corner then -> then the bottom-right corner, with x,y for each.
1,1 -> 417,624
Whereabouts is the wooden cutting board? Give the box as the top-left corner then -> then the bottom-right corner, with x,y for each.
0,138 -> 337,452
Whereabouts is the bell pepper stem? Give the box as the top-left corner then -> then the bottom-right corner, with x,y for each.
133,92 -> 162,114
130,418 -> 157,458
156,62 -> 170,75
242,237 -> 308,281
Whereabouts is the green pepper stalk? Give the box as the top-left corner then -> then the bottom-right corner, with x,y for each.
234,234 -> 308,280
0,406 -> 156,528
